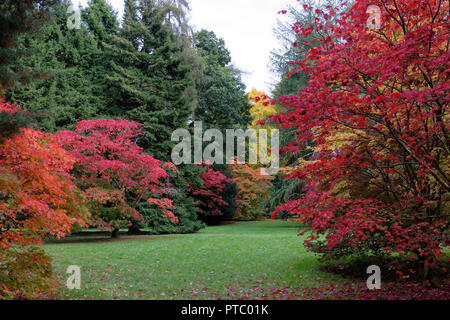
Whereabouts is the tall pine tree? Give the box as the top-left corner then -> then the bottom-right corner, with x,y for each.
105,0 -> 194,160
103,0 -> 203,233
193,30 -> 250,130
0,0 -> 55,92
7,0 -> 106,132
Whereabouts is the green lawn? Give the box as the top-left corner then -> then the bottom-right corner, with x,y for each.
43,220 -> 345,300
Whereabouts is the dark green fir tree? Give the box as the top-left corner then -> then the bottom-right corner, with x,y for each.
7,0 -> 107,132
105,0 -> 195,160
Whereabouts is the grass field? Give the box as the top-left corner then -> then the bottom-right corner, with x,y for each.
43,220 -> 346,299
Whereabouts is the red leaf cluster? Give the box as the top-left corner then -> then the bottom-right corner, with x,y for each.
271,0 -> 449,266
0,102 -> 86,298
189,164 -> 231,217
57,119 -> 178,230
0,102 -> 86,248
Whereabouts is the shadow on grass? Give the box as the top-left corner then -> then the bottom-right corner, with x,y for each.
44,220 -> 306,245
321,255 -> 450,284
43,231 -> 158,244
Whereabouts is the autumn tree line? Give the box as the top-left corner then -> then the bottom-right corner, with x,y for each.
1,0 -> 449,298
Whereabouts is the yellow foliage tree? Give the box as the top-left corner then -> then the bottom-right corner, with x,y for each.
247,88 -> 280,168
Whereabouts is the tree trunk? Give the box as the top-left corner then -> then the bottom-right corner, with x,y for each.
127,222 -> 141,235
417,254 -> 431,285
111,228 -> 119,238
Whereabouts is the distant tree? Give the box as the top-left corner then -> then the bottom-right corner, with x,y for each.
188,164 -> 231,223
0,0 -> 56,139
229,161 -> 272,221
270,0 -> 344,97
83,0 -> 118,45
155,0 -> 192,38
246,89 -> 280,168
193,30 -> 251,130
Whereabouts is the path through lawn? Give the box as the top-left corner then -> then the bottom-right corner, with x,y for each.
44,220 -> 344,299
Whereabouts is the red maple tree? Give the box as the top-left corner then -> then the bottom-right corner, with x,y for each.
57,119 -> 178,237
189,164 -> 231,217
271,0 -> 449,273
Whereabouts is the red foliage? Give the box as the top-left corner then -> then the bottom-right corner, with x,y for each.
0,102 -> 86,298
0,101 -> 21,113
189,164 -> 231,217
271,0 -> 449,267
57,119 -> 178,232
0,103 -> 86,247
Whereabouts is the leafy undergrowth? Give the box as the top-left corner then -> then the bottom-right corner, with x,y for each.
44,221 -> 449,300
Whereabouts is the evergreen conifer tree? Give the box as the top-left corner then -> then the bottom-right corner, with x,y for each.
105,0 -> 194,160
7,0 -> 106,132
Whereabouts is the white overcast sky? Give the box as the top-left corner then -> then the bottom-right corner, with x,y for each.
73,0 -> 300,93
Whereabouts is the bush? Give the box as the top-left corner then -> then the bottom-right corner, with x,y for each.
0,248 -> 56,299
140,164 -> 206,234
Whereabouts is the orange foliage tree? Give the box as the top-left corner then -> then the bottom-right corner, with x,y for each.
0,102 -> 86,299
229,160 -> 272,220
